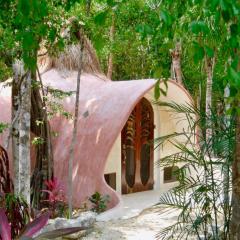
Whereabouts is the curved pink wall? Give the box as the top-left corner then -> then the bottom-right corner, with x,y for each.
43,70 -> 156,208
0,73 -> 194,209
0,71 -> 156,208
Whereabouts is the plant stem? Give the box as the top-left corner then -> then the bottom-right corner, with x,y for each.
68,37 -> 84,218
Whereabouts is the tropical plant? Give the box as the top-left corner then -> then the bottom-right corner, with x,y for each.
89,191 -> 110,213
0,193 -> 30,239
155,101 -> 235,240
0,209 -> 87,240
42,178 -> 66,218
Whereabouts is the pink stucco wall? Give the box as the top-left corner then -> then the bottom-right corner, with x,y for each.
0,71 -> 156,208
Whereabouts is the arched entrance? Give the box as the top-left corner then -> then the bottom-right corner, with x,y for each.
121,98 -> 154,194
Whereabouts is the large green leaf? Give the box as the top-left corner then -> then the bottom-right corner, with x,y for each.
160,10 -> 172,26
229,67 -> 240,89
193,43 -> 204,63
205,46 -> 214,58
18,0 -> 31,17
94,11 -> 108,25
190,21 -> 209,35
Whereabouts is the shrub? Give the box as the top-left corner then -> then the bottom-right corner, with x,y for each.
42,177 -> 67,218
0,193 -> 30,239
89,191 -> 110,213
0,209 -> 87,240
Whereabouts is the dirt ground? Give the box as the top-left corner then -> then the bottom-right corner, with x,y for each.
82,206 -> 179,240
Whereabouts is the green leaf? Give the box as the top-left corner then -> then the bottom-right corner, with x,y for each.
37,24 -> 48,37
22,32 -> 35,50
38,0 -> 48,17
230,24 -> 238,36
136,24 -> 153,38
94,11 -> 108,25
205,46 -> 214,58
222,10 -> 230,22
193,43 -> 204,63
220,0 -> 228,11
48,28 -> 57,43
209,0 -> 219,9
160,10 -> 172,26
154,79 -> 160,100
94,36 -> 105,51
18,0 -> 30,16
229,37 -> 238,48
153,68 -> 162,79
190,21 -> 209,35
0,123 -> 8,134
229,67 -> 240,88
107,0 -> 118,7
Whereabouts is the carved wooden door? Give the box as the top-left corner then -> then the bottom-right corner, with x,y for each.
121,98 -> 154,194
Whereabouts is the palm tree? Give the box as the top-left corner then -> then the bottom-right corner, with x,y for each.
155,101 -> 234,240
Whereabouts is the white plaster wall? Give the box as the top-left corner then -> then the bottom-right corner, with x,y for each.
104,135 -> 122,194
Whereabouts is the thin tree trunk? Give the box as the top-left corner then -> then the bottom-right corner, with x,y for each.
231,59 -> 240,240
170,42 -> 183,85
107,13 -> 115,80
223,84 -> 231,237
68,38 -> 84,218
37,67 -> 53,181
12,61 -> 22,195
205,56 -> 215,143
18,70 -> 32,204
231,111 -> 240,239
30,78 -> 53,209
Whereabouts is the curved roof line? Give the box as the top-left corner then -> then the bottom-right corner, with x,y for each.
166,79 -> 194,105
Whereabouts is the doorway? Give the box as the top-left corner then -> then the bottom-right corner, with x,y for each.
121,98 -> 154,194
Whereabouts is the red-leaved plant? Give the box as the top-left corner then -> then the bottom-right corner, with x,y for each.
0,209 -> 87,240
0,209 -> 49,240
42,178 -> 66,218
1,193 -> 30,238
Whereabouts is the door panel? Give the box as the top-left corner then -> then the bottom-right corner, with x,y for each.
121,98 -> 154,194
140,144 -> 150,185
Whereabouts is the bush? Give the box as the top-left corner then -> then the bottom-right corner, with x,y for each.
89,192 -> 110,213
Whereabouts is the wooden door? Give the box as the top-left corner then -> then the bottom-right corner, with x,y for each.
121,98 -> 154,194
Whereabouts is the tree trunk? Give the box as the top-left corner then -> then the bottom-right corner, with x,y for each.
231,59 -> 240,239
18,70 -> 32,204
12,61 -> 22,196
107,13 -> 115,80
223,84 -> 230,220
231,111 -> 240,239
170,42 -> 183,85
30,76 -> 53,209
68,37 -> 84,218
205,56 -> 215,143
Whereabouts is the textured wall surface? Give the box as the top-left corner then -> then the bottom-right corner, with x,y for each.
0,71 -> 193,209
0,71 -> 155,208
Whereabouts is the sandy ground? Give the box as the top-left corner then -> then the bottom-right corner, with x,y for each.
82,206 -> 179,240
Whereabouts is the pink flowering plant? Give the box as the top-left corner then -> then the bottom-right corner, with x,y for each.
42,177 -> 66,218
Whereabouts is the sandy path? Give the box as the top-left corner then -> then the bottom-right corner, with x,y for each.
82,206 -> 179,240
